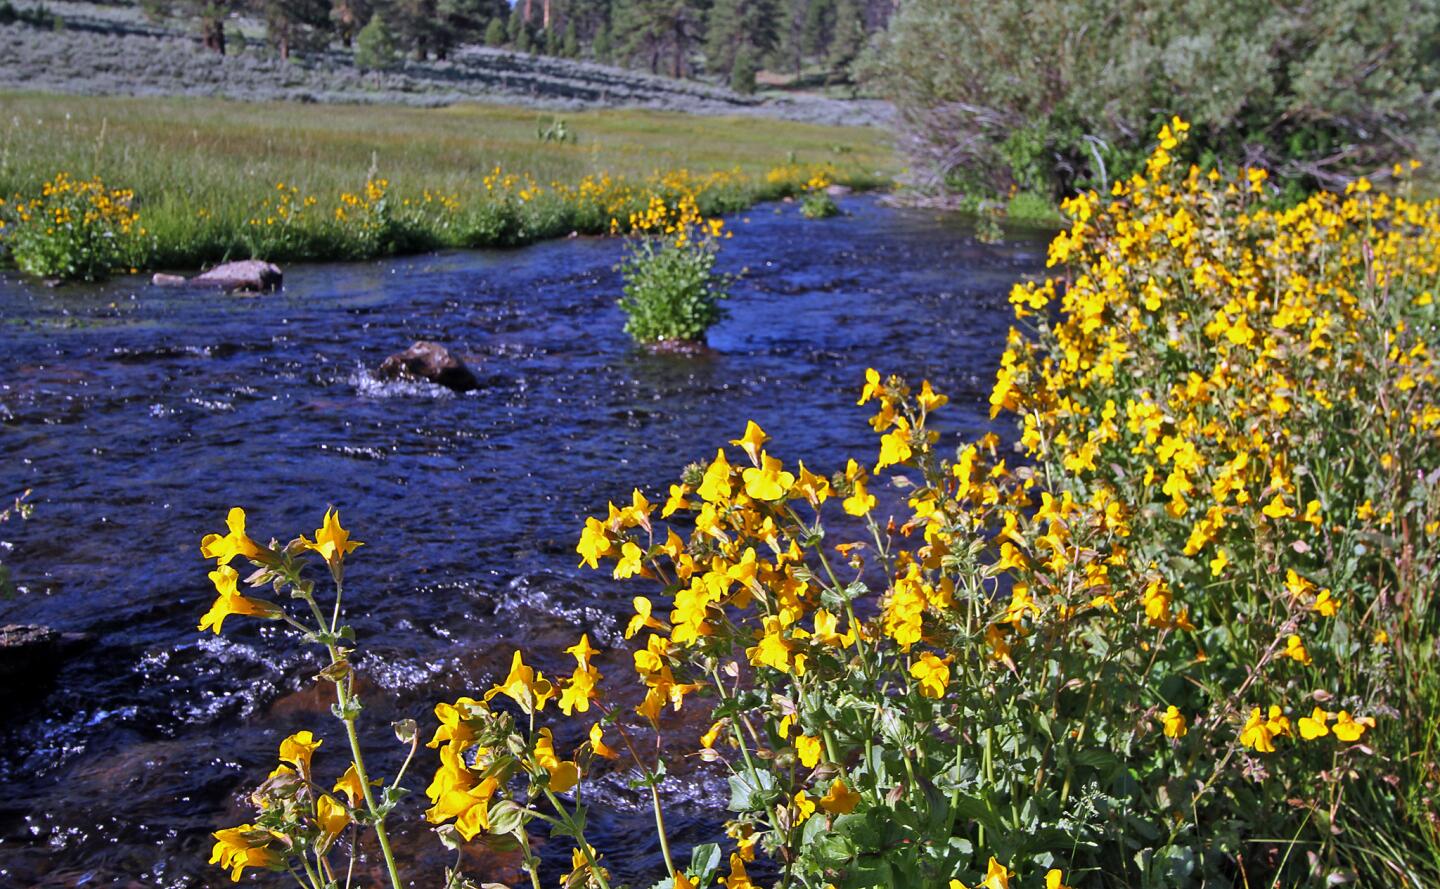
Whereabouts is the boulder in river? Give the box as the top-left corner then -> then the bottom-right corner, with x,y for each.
152,260 -> 283,293
825,184 -> 853,197
0,623 -> 88,691
378,341 -> 479,392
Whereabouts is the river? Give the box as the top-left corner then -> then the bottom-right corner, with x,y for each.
0,196 -> 1047,887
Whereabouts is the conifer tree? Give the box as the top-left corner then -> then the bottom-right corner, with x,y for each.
484,15 -> 506,44
354,11 -> 399,70
704,0 -> 777,76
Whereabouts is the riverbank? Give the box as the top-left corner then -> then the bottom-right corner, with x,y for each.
0,92 -> 896,273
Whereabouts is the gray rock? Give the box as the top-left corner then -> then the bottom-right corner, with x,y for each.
0,623 -> 87,687
151,261 -> 283,292
825,184 -> 854,197
378,341 -> 479,392
192,260 -> 283,293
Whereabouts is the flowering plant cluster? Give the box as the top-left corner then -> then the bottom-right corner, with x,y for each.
615,191 -> 733,344
196,123 -> 1437,887
0,171 -> 150,280
1,161 -> 862,280
799,172 -> 839,220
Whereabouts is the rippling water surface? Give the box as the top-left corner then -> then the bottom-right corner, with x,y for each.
0,196 -> 1047,887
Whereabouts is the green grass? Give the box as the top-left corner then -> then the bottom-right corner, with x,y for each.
0,92 -> 897,272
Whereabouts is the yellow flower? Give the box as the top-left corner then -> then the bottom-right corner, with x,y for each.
534,727 -> 580,793
302,507 -> 362,567
1313,589 -> 1340,617
197,565 -> 279,634
209,824 -> 284,882
625,596 -> 665,638
589,722 -> 620,759
742,452 -> 796,501
1333,710 -> 1375,742
795,733 -> 823,768
1298,707 -> 1330,740
484,650 -> 554,714
730,420 -> 769,464
917,379 -> 949,412
1045,870 -> 1074,889
1208,548 -> 1229,577
333,763 -> 374,806
315,793 -> 350,843
909,652 -> 951,699
1282,634 -> 1312,666
857,367 -> 885,405
720,852 -> 754,889
697,448 -> 734,503
426,775 -> 499,840
818,778 -> 860,814
748,616 -> 793,672
1261,494 -> 1295,520
842,461 -> 876,516
279,730 -> 322,774
200,507 -> 269,565
953,857 -> 1012,889
613,540 -> 648,579
1240,707 -> 1278,753
793,789 -> 817,824
875,419 -> 914,473
1161,705 -> 1187,739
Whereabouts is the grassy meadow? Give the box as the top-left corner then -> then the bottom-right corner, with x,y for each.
0,92 -> 896,271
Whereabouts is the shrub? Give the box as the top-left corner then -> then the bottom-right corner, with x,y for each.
867,0 -> 1440,199
0,171 -> 149,280
799,171 -> 839,218
616,193 -> 731,344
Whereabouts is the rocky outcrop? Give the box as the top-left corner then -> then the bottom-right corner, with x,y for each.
152,260 -> 282,293
378,341 -> 479,392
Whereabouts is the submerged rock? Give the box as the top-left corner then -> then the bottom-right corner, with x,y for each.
152,260 -> 283,293
0,624 -> 87,690
642,338 -> 715,358
378,341 -> 479,392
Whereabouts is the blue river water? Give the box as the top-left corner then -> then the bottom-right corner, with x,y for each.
0,196 -> 1047,887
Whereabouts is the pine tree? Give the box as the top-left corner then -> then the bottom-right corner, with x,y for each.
256,0 -> 329,60
437,0 -> 507,54
730,45 -> 757,93
592,21 -> 611,60
562,20 -> 579,56
485,15 -> 506,44
826,0 -> 862,79
801,0 -> 832,59
507,3 -> 524,42
704,0 -> 777,76
611,0 -> 703,75
331,0 -> 372,46
354,11 -> 399,70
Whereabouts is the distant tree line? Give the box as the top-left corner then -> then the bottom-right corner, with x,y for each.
147,0 -> 892,89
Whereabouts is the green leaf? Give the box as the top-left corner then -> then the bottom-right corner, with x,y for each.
728,768 -> 779,811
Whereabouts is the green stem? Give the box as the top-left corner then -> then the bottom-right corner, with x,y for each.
541,787 -> 614,889
650,782 -> 677,878
517,828 -> 544,889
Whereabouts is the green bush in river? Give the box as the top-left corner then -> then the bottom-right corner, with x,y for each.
617,193 -> 730,344
866,0 -> 1440,200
